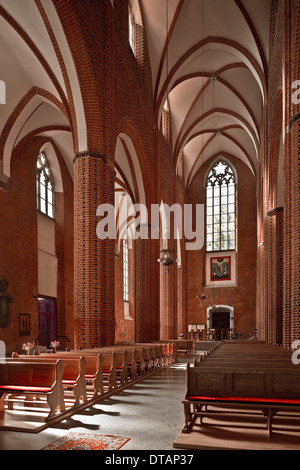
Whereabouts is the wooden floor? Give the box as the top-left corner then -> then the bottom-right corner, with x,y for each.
174,405 -> 300,450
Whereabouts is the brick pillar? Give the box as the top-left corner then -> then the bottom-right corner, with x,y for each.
159,253 -> 176,340
177,265 -> 187,338
135,224 -> 159,342
290,117 -> 300,344
73,152 -> 115,349
266,208 -> 283,345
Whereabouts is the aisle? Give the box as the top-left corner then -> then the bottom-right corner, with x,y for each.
0,362 -> 188,451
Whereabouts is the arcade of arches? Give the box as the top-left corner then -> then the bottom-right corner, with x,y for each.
0,0 -> 299,356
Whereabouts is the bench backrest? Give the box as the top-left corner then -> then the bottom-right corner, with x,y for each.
0,360 -> 63,388
186,363 -> 300,399
101,352 -> 116,371
9,355 -> 85,381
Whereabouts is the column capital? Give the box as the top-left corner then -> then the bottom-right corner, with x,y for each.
73,150 -> 106,164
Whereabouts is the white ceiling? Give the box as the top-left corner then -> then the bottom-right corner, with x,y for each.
139,0 -> 271,186
0,0 -> 271,194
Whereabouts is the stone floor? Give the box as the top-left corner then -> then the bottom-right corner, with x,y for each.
0,360 -> 190,451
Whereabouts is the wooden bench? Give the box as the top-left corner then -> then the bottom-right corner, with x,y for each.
135,347 -> 146,376
47,351 -> 104,396
135,344 -> 161,371
114,349 -> 128,385
173,340 -> 193,357
182,362 -> 300,437
11,354 -> 87,405
101,352 -> 117,390
0,360 -> 65,419
125,348 -> 138,380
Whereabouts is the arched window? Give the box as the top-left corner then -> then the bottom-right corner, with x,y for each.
36,152 -> 54,218
206,161 -> 236,252
123,232 -> 129,302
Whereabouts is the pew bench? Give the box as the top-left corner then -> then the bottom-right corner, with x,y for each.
0,360 -> 65,419
101,352 -> 117,390
11,354 -> 87,405
45,351 -> 104,396
126,349 -> 138,380
173,340 -> 193,357
182,363 -> 300,437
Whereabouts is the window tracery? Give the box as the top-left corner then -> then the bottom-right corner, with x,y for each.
206,161 -> 236,252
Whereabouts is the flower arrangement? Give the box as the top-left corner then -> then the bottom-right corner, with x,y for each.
22,341 -> 34,355
50,340 -> 60,351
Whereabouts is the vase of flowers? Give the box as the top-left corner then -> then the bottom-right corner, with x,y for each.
22,341 -> 34,355
50,340 -> 60,352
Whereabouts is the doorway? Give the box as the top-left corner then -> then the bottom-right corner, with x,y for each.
38,297 -> 57,348
212,311 -> 230,340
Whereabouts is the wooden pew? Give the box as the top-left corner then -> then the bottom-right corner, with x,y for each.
134,347 -> 146,376
182,362 -> 300,437
173,340 -> 193,357
125,348 -> 138,380
135,344 -> 161,372
11,353 -> 87,405
0,360 -> 65,419
114,349 -> 128,386
46,351 -> 105,396
101,352 -> 117,390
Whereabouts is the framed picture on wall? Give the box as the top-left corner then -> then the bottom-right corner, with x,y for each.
210,256 -> 231,281
19,314 -> 30,336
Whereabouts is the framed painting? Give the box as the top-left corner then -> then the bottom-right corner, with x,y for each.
210,256 -> 231,281
19,313 -> 30,336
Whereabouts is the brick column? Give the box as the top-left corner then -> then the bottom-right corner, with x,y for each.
177,265 -> 187,338
159,254 -> 176,340
290,116 -> 300,344
135,224 -> 159,342
266,208 -> 283,345
73,152 -> 115,349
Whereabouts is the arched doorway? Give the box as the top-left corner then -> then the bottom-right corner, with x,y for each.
207,305 -> 234,341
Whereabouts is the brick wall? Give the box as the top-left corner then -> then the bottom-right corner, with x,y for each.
0,136 -> 73,353
186,155 -> 257,339
257,0 -> 300,348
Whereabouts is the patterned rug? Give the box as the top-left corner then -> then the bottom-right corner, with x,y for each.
41,432 -> 130,450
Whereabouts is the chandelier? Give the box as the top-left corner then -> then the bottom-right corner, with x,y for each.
157,228 -> 178,271
158,248 -> 177,267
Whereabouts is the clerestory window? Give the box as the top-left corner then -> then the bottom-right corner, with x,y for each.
36,152 -> 54,218
206,161 -> 236,252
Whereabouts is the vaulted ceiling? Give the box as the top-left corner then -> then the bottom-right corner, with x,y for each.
0,0 -> 271,195
139,0 -> 271,187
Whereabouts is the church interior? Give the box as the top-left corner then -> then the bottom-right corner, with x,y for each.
0,0 -> 300,452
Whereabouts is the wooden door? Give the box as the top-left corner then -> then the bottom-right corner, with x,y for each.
212,311 -> 230,340
38,297 -> 57,348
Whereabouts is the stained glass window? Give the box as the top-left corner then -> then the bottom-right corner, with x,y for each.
206,161 -> 235,252
36,153 -> 54,218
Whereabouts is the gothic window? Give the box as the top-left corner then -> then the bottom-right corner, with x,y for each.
123,233 -> 129,302
206,161 -> 236,252
36,152 -> 54,218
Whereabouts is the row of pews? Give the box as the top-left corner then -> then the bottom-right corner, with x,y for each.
0,342 -> 175,423
182,341 -> 300,437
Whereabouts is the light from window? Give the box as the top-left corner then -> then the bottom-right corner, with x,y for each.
206,161 -> 235,252
129,5 -> 135,52
36,153 -> 54,218
123,233 -> 129,301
